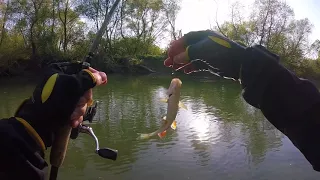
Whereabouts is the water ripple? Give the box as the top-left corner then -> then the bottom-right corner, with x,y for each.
2,75 -> 319,180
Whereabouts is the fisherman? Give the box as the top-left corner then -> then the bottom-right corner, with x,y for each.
0,64 -> 107,180
163,30 -> 320,172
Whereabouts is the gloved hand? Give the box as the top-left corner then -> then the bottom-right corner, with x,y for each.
14,62 -> 107,148
164,30 -> 283,107
164,30 -> 247,80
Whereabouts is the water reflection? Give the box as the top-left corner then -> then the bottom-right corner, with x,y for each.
0,75 -> 319,179
179,78 -> 286,166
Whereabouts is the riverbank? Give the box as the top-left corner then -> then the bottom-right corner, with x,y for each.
2,56 -> 320,87
0,55 -> 220,79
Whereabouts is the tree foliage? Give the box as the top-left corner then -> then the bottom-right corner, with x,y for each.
214,0 -> 320,78
2,0 -> 320,78
0,0 -> 180,73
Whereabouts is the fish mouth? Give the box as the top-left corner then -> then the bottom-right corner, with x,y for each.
166,78 -> 182,96
171,78 -> 182,85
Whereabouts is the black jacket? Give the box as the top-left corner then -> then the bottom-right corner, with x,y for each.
242,45 -> 320,171
246,63 -> 320,171
0,117 -> 48,180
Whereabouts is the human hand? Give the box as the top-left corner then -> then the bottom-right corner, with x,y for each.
164,30 -> 247,80
70,67 -> 107,128
15,63 -> 107,147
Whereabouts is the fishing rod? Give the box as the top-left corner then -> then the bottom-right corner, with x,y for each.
49,1 -> 121,180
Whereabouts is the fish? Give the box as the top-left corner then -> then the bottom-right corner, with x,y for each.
137,78 -> 187,140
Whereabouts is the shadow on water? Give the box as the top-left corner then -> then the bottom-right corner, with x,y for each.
0,74 -> 319,180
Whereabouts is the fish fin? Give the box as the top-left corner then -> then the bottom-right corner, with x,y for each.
137,133 -> 151,140
171,120 -> 177,130
158,130 -> 167,138
178,101 -> 188,110
162,116 -> 166,121
159,98 -> 168,103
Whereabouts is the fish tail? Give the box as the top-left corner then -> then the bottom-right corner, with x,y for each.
158,130 -> 167,138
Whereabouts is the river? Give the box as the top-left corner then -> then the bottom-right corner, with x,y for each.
0,74 -> 319,180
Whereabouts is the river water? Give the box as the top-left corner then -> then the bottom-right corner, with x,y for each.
0,74 -> 319,180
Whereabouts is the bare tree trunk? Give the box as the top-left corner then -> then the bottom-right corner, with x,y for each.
52,0 -> 55,35
30,21 -> 37,61
29,0 -> 45,63
0,1 -> 9,48
58,0 -> 69,53
259,0 -> 271,45
63,0 -> 68,53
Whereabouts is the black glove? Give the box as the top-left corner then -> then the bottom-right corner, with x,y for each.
164,30 -> 246,79
14,62 -> 98,148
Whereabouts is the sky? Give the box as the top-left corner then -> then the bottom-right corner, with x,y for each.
161,0 -> 320,48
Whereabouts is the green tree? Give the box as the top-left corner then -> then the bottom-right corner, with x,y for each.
214,0 -> 315,75
0,0 -> 181,76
